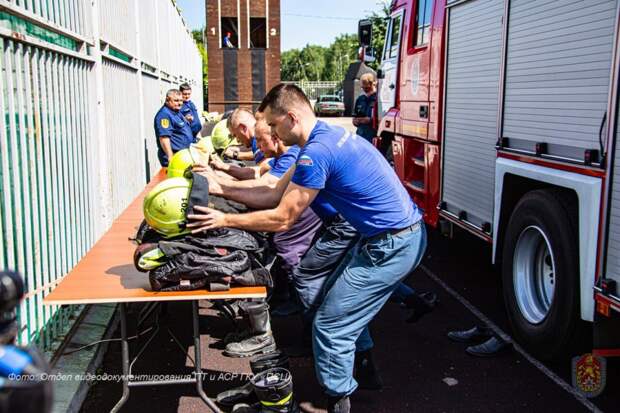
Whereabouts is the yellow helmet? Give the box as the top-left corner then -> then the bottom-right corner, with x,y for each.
194,136 -> 215,157
210,119 -> 239,151
167,146 -> 211,178
143,177 -> 192,238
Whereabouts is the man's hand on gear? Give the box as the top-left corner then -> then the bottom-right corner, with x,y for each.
192,165 -> 224,195
210,157 -> 228,171
187,205 -> 227,233
223,147 -> 239,159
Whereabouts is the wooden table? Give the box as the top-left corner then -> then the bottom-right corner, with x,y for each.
44,170 -> 266,412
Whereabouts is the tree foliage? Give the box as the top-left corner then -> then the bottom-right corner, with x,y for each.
281,1 -> 391,81
192,29 -> 208,86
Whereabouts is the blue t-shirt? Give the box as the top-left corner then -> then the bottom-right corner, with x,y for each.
251,137 -> 265,163
354,92 -> 377,142
180,100 -> 202,135
154,105 -> 196,166
292,121 -> 421,237
310,193 -> 339,222
268,145 -> 300,178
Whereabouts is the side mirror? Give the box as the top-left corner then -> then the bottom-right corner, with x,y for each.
358,19 -> 373,47
358,46 -> 376,63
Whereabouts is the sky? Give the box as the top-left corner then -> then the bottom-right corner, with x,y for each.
175,0 -> 387,51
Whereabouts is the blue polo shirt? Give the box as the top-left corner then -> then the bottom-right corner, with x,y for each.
180,100 -> 202,135
154,105 -> 196,166
268,145 -> 300,178
251,137 -> 265,164
291,120 -> 421,237
354,92 -> 377,142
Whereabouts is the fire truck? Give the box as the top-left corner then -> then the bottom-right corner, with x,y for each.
359,0 -> 620,359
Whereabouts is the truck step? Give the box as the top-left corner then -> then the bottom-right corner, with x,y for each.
412,155 -> 425,167
406,180 -> 425,192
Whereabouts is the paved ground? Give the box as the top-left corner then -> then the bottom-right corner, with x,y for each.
80,117 -> 618,412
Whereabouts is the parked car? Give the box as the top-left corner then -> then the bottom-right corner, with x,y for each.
314,95 -> 345,117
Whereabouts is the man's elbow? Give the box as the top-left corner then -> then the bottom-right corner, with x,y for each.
274,211 -> 298,232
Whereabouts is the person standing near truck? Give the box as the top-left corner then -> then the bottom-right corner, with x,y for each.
352,72 -> 378,142
188,84 -> 426,413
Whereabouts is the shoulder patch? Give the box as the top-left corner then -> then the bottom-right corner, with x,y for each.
160,118 -> 170,128
297,155 -> 313,166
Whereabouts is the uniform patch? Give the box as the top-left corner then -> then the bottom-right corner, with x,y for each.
297,155 -> 313,166
160,118 -> 170,128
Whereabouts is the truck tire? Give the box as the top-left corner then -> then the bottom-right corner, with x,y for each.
502,189 -> 580,360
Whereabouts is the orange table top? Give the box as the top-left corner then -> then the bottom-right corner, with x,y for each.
44,170 -> 266,305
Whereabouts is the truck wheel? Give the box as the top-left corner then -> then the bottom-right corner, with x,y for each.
502,189 -> 579,360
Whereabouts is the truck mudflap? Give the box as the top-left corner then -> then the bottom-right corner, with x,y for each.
593,291 -> 620,357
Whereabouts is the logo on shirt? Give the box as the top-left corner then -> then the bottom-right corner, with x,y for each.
160,118 -> 170,129
297,155 -> 313,166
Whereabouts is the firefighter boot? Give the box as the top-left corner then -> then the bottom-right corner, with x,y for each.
354,349 -> 383,390
216,351 -> 290,406
232,368 -> 300,413
225,301 -> 277,357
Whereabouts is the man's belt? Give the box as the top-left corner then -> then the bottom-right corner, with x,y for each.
366,221 -> 422,243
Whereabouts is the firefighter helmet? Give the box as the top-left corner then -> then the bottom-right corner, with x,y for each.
143,177 -> 192,238
210,119 -> 239,151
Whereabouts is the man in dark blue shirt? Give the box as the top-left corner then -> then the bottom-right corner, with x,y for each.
179,83 -> 202,136
154,89 -> 196,166
188,84 -> 426,413
352,72 -> 378,142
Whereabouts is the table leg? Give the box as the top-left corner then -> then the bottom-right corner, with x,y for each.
111,303 -> 130,413
192,300 -> 223,413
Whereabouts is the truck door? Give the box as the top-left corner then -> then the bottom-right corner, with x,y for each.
378,10 -> 404,117
399,0 -> 433,139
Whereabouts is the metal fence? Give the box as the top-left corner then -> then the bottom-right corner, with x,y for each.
0,0 -> 202,347
282,80 -> 341,101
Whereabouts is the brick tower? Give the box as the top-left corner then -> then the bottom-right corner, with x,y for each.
205,0 -> 281,113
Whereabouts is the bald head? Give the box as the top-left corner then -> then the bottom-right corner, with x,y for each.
227,108 -> 256,146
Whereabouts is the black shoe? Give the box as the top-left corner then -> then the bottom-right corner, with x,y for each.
354,350 -> 383,390
404,291 -> 438,323
466,336 -> 512,357
327,395 -> 350,413
447,326 -> 492,344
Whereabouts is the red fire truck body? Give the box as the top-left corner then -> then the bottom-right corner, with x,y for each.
369,0 -> 620,358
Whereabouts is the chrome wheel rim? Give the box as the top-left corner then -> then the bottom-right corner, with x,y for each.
513,226 -> 556,324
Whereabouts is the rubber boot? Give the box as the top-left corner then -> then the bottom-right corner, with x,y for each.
216,351 -> 289,406
225,301 -> 277,357
354,349 -> 383,390
232,368 -> 300,413
327,395 -> 350,413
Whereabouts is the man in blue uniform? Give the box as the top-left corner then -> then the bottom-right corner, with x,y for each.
188,84 -> 426,413
179,83 -> 202,136
154,89 -> 196,166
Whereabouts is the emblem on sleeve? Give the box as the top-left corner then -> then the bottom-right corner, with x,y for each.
297,155 -> 314,166
160,118 -> 170,128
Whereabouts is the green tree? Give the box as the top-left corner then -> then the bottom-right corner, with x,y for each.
322,34 -> 358,81
191,29 -> 208,89
279,1 -> 391,81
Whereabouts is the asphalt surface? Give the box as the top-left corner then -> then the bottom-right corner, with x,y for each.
80,117 -> 618,412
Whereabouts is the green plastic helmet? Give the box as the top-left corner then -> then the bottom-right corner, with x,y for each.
210,119 -> 239,151
143,177 -> 192,238
167,147 -> 200,178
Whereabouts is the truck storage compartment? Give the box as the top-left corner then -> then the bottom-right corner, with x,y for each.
441,0 -> 503,230
502,0 -> 617,160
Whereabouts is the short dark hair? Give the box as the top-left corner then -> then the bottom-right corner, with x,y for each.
179,83 -> 191,92
258,83 -> 312,115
